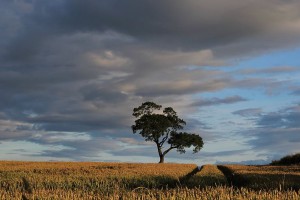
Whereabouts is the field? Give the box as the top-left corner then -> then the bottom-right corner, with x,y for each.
217,164 -> 300,190
0,161 -> 299,199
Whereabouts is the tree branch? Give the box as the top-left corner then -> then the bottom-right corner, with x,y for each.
162,145 -> 179,156
159,130 -> 170,147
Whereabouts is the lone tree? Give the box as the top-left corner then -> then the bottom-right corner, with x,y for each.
132,101 -> 204,163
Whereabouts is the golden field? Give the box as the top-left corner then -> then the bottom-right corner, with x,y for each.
217,164 -> 300,190
0,161 -> 299,200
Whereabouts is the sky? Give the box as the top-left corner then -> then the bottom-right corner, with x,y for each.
0,0 -> 300,165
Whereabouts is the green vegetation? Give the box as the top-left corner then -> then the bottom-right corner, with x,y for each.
271,153 -> 300,166
0,161 -> 299,199
132,101 -> 203,163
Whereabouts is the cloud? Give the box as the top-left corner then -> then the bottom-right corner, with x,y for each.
216,159 -> 269,165
110,146 -> 157,158
291,89 -> 300,96
30,133 -> 126,160
201,149 -> 249,157
0,0 -> 300,162
135,78 -> 231,97
258,106 -> 300,128
4,0 -> 300,62
239,66 -> 300,75
241,104 -> 300,158
0,119 -> 34,141
190,96 -> 247,107
233,108 -> 262,117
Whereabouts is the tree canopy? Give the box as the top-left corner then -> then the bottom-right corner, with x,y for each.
132,101 -> 204,163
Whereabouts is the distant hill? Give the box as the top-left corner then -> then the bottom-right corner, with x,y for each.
270,153 -> 300,165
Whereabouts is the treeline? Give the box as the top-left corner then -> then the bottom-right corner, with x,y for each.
270,153 -> 300,165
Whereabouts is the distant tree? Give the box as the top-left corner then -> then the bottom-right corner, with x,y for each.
270,153 -> 300,165
132,101 -> 204,163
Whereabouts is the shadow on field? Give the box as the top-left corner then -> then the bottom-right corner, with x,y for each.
179,166 -> 202,183
217,165 -> 300,190
125,167 -> 205,189
180,166 -> 228,188
217,165 -> 249,187
119,175 -> 181,189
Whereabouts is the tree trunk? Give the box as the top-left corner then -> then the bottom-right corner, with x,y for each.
156,142 -> 165,163
159,154 -> 164,163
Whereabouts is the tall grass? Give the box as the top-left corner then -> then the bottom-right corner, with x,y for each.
0,161 -> 299,199
183,164 -> 228,187
218,164 -> 300,190
1,186 -> 299,200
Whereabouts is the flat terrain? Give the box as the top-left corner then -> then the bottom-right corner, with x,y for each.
0,161 -> 299,199
218,164 -> 300,190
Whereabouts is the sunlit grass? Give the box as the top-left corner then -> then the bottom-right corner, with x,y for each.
184,164 -> 228,187
0,161 -> 299,199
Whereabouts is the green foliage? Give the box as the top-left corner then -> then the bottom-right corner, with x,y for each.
132,102 -> 162,118
168,132 -> 203,154
270,153 -> 300,166
132,101 -> 203,163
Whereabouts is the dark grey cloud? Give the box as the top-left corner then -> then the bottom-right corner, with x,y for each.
241,104 -> 300,157
0,119 -> 34,141
257,106 -> 300,128
4,0 -> 300,62
49,0 -> 300,52
80,84 -> 128,103
190,96 -> 247,107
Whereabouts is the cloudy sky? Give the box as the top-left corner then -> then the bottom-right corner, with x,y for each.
1,0 -> 300,164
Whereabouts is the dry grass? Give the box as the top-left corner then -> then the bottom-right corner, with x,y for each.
184,164 -> 228,187
0,161 -> 196,176
219,164 -> 300,190
223,164 -> 300,174
0,161 -> 196,195
1,186 -> 299,200
0,161 -> 299,199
